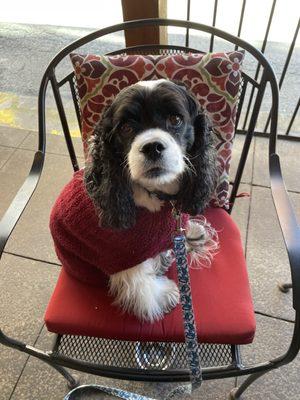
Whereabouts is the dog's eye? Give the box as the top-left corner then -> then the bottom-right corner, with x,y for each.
167,115 -> 183,128
120,123 -> 134,135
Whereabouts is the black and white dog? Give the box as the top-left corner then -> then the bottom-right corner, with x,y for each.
85,79 -> 218,322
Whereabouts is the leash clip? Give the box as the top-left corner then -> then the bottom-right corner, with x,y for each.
171,201 -> 185,236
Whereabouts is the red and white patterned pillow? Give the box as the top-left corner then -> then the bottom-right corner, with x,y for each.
70,52 -> 244,208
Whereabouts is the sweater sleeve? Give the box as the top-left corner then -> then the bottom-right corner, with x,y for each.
49,170 -> 109,286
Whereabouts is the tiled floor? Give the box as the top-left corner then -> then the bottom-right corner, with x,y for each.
0,126 -> 299,399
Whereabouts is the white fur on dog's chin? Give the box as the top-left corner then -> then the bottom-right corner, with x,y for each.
128,128 -> 185,186
109,258 -> 180,322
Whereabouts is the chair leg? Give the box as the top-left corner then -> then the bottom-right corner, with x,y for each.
0,329 -> 80,389
44,361 -> 80,389
278,282 -> 293,293
229,371 -> 267,399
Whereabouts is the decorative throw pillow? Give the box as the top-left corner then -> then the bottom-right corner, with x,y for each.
70,52 -> 244,208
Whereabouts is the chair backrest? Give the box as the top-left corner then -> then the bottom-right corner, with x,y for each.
37,19 -> 279,212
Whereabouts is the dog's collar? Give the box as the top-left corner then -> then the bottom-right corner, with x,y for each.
143,187 -> 178,202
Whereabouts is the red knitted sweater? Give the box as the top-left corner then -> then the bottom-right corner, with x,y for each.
50,170 -> 189,287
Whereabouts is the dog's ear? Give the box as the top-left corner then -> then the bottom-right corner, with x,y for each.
171,80 -> 199,118
84,107 -> 136,230
177,112 -> 218,215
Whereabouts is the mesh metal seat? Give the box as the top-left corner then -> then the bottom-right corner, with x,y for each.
54,336 -> 236,370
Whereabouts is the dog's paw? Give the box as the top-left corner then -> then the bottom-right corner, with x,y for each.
186,218 -> 219,267
159,276 -> 180,314
141,277 -> 179,322
110,261 -> 179,323
132,276 -> 179,323
186,219 -> 207,252
154,250 -> 174,276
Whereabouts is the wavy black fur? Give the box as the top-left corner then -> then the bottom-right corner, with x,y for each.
176,112 -> 218,215
84,107 -> 136,230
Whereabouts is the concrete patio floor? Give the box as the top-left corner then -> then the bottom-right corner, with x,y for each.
0,125 -> 300,400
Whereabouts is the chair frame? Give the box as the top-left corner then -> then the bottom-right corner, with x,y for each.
0,19 -> 300,399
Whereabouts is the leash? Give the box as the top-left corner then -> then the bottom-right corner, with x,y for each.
169,206 -> 202,395
64,205 -> 202,400
64,385 -> 157,399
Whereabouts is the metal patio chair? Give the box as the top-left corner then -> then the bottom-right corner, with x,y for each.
0,19 -> 299,400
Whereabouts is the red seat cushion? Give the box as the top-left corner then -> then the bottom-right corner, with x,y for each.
45,208 -> 255,345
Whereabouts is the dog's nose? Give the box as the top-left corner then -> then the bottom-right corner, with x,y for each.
140,141 -> 166,161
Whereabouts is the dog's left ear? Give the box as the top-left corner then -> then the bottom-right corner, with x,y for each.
84,107 -> 136,230
171,80 -> 199,118
177,109 -> 218,216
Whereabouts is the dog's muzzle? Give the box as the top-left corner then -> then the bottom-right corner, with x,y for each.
128,129 -> 185,185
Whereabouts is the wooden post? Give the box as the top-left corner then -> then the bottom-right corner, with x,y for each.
121,0 -> 167,46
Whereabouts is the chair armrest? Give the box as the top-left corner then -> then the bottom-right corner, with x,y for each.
269,153 -> 300,311
0,151 -> 45,258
